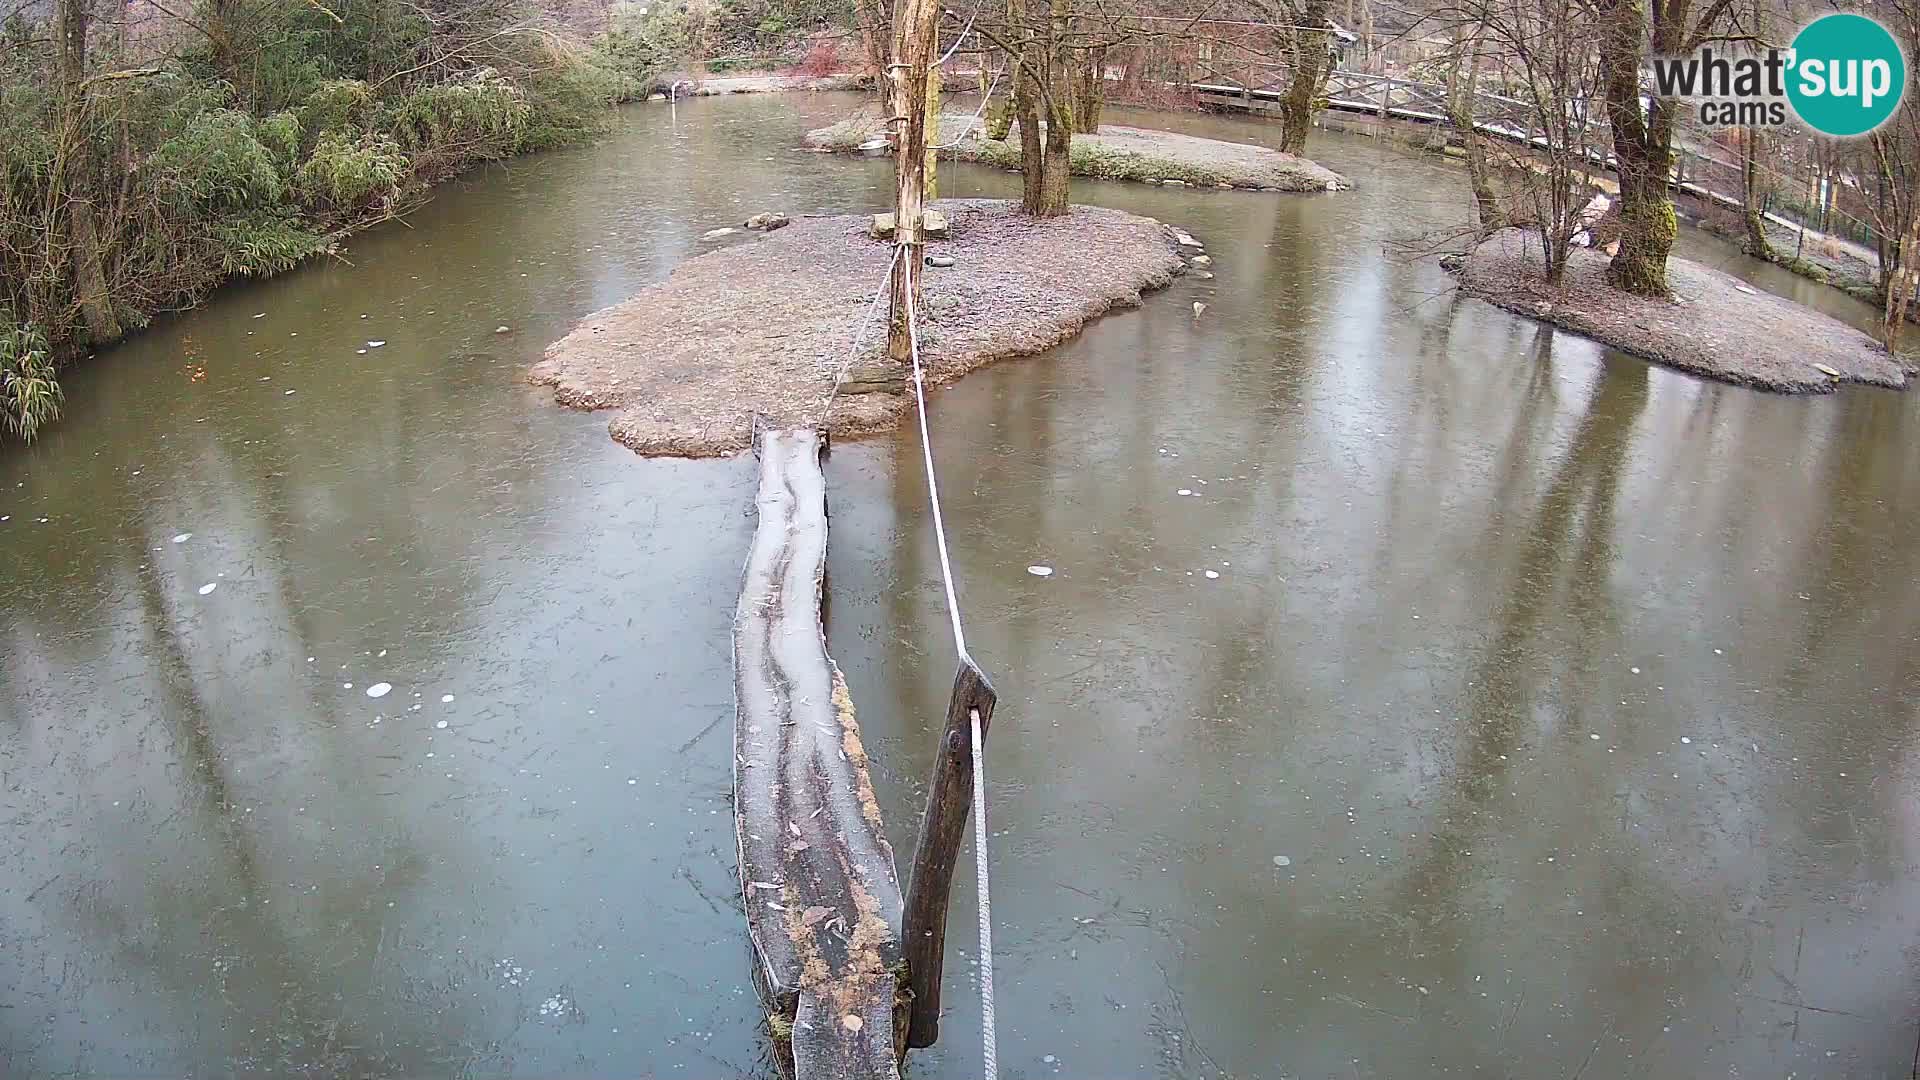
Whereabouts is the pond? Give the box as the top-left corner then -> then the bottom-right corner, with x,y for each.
3,91 -> 1917,1077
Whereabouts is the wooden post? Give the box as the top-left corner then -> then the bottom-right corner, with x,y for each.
887,0 -> 940,362
901,657 -> 998,1048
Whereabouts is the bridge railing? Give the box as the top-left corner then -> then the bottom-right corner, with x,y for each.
1194,63 -> 1887,240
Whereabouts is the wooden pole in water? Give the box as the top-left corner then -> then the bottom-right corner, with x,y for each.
901,657 -> 998,1048
887,0 -> 940,361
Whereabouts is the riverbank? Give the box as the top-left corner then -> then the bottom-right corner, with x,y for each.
532,199 -> 1189,456
806,112 -> 1349,192
0,52 -> 867,445
673,73 -> 874,96
1452,228 -> 1908,392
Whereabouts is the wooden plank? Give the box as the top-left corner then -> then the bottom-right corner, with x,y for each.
734,427 -> 907,1080
901,657 -> 998,1048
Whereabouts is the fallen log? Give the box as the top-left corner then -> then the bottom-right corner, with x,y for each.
733,427 -> 908,1079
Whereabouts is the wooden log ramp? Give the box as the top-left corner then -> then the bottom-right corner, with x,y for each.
733,427 -> 908,1079
733,426 -> 1000,1078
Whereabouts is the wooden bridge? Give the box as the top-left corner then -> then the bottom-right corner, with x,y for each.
1192,68 -> 1561,141
1187,68 -> 1829,233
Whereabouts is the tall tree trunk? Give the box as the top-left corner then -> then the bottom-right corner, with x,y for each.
1072,45 -> 1105,133
207,0 -> 240,94
1887,226 -> 1915,351
1278,0 -> 1329,154
1448,32 -> 1501,236
1038,105 -> 1070,214
1032,0 -> 1072,216
1012,2 -> 1047,215
1872,128 -> 1917,350
1739,127 -> 1772,259
886,0 -> 939,360
1595,0 -> 1674,296
57,0 -> 120,345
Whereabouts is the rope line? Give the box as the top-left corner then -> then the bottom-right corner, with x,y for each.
930,66 -> 1003,150
969,704 -> 998,1080
937,0 -> 984,66
816,246 -> 905,423
902,250 -> 995,1079
901,271 -> 968,660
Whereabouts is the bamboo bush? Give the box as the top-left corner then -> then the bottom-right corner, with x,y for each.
0,0 -> 689,442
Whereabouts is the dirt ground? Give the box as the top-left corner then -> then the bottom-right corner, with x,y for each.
531,200 -> 1188,457
1454,228 -> 1909,393
806,112 -> 1349,192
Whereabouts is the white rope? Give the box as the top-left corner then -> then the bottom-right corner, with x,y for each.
930,66 -> 1004,150
969,704 -> 998,1080
901,267 -> 967,659
817,246 -> 904,421
937,0 -> 984,66
903,254 -> 997,1080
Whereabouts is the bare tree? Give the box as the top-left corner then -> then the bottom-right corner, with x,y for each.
1444,22 -> 1503,234
1738,125 -> 1772,258
56,0 -> 120,342
1442,0 -> 1605,284
1862,0 -> 1917,348
972,0 -> 1213,215
1586,0 -> 1740,296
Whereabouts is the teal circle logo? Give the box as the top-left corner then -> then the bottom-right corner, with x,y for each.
1786,13 -> 1908,137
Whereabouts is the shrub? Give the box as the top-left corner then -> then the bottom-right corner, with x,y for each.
257,110 -> 304,169
212,215 -> 329,276
595,2 -> 697,93
0,320 -> 61,444
0,83 -> 56,187
296,130 -> 406,212
520,52 -> 623,151
147,108 -> 286,214
791,38 -> 839,77
382,73 -> 531,166
299,79 -> 376,142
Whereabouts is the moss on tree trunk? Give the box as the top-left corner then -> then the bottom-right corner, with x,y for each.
1073,45 -> 1105,133
1595,0 -> 1675,297
1610,170 -> 1675,295
1279,0 -> 1329,155
1037,109 -> 1071,215
1740,128 -> 1772,260
1447,34 -> 1502,236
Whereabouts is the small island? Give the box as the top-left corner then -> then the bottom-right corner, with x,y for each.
532,199 -> 1195,457
806,113 -> 1349,193
1453,228 -> 1908,394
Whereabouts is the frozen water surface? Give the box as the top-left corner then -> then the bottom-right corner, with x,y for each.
1,93 -> 1916,1080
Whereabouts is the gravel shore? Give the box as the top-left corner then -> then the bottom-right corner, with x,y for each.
1454,228 -> 1908,393
532,200 -> 1188,456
